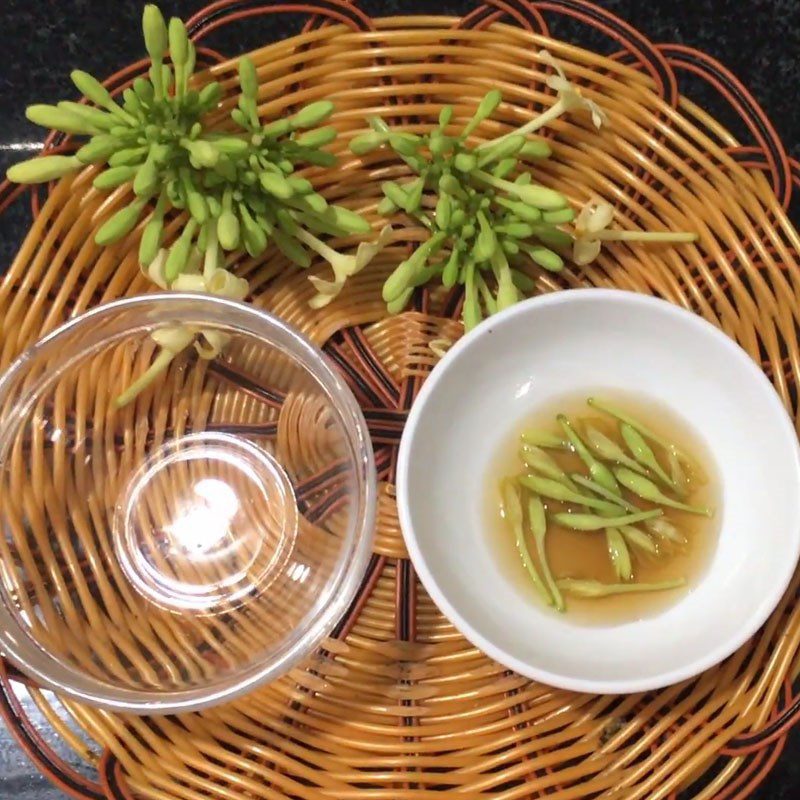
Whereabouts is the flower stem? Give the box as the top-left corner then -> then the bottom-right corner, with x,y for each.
203,224 -> 220,279
478,99 -> 566,150
293,226 -> 342,263
594,231 -> 698,243
412,210 -> 435,231
472,169 -> 514,193
114,349 -> 177,408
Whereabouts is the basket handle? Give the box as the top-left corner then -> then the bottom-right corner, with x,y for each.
0,661 -> 105,800
98,752 -> 138,800
656,44 -> 792,210
460,0 -> 676,103
459,0 -> 549,35
532,0 -> 678,104
185,0 -> 374,39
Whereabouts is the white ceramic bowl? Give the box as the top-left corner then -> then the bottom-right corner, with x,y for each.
398,289 -> 800,694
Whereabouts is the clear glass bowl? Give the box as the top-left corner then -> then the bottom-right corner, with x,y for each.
0,294 -> 375,713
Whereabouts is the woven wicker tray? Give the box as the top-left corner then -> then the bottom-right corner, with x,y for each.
1,2 -> 800,798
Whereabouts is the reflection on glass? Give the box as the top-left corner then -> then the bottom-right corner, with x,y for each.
166,478 -> 240,556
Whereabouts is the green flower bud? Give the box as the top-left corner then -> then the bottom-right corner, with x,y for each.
26,104 -> 97,135
383,259 -> 417,303
473,211 -> 497,262
350,131 -> 387,155
260,119 -> 291,138
519,139 -> 552,159
259,171 -> 294,199
402,176 -> 425,213
494,195 -> 542,223
150,143 -> 172,164
463,281 -> 482,331
497,222 -> 534,239
164,219 -> 198,281
94,197 -> 147,246
196,221 -> 209,253
320,205 -> 371,235
185,39 -> 196,82
428,131 -> 453,156
231,108 -> 250,129
462,89 -> 502,137
477,134 -> 524,168
217,210 -> 241,250
511,268 -> 536,292
168,17 -> 189,66
123,88 -> 142,116
435,193 -> 452,230
492,157 -> 517,179
70,70 -> 115,111
381,182 -> 408,209
76,135 -> 119,164
182,139 -> 218,168
294,126 -> 337,148
206,196 -> 222,217
273,230 -> 311,267
389,133 -> 421,157
286,176 -> 313,195
302,149 -> 337,167
524,244 -> 564,272
161,64 -> 174,93
238,95 -> 258,126
93,165 -> 137,189
139,215 -> 164,266
108,146 -> 148,167
133,157 -> 159,197
187,191 -> 209,224
212,137 -> 248,155
386,287 -> 413,315
239,206 -> 267,257
454,152 -> 477,173
275,208 -> 298,235
143,4 -> 168,62
442,248 -> 461,288
290,100 -> 334,129
132,77 -> 155,103
439,173 -> 468,200
542,207 -> 575,224
532,225 -> 573,250
6,155 -> 81,184
299,192 -> 327,214
166,178 -> 182,206
198,82 -> 222,110
377,196 -> 397,216
57,101 -> 116,131
238,57 -> 258,100
515,184 -> 568,211
450,207 -> 467,229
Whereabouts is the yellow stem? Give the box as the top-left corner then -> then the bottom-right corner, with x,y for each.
594,231 -> 698,243
114,348 -> 178,408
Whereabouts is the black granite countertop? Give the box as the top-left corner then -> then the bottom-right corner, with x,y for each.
1,1 -> 799,798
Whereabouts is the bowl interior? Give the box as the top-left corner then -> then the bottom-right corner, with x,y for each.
399,289 -> 800,693
0,295 -> 374,712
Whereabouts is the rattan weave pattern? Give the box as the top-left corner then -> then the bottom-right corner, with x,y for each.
1,2 -> 800,798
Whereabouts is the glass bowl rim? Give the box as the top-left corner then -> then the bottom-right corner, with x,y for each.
0,292 -> 377,714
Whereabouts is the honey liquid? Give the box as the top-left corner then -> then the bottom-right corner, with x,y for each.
485,391 -> 721,625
